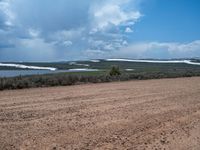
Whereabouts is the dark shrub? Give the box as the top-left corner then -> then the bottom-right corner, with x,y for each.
109,66 -> 121,76
1,67 -> 200,91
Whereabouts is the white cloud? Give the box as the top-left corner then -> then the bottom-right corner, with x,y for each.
88,37 -> 126,53
0,0 -> 15,27
88,39 -> 105,48
28,28 -> 40,38
3,0 -> 199,61
63,41 -> 73,47
114,40 -> 200,59
0,0 -> 144,61
122,40 -> 128,45
83,40 -> 200,59
52,29 -> 84,41
125,27 -> 133,33
90,1 -> 141,32
86,0 -> 142,59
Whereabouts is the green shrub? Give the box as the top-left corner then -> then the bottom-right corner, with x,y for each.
1,68 -> 200,91
109,66 -> 121,76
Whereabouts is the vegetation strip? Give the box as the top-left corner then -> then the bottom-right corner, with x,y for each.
1,69 -> 200,90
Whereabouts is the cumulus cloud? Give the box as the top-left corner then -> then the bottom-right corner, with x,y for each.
113,40 -> 200,59
90,0 -> 141,32
0,0 -> 15,28
0,0 -> 143,61
0,0 -> 199,61
125,27 -> 133,33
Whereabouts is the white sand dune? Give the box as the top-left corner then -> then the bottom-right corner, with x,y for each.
68,68 -> 99,71
0,63 -> 57,71
106,59 -> 200,65
90,60 -> 100,63
125,69 -> 135,71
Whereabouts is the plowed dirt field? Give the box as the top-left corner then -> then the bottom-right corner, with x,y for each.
0,77 -> 200,150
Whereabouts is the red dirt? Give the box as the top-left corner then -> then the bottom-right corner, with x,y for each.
0,77 -> 200,150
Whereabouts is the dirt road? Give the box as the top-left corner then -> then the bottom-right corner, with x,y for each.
0,77 -> 200,150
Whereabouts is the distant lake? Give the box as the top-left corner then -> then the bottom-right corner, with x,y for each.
0,69 -> 99,78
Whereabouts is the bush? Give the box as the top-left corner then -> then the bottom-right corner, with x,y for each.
1,69 -> 200,91
109,66 -> 121,76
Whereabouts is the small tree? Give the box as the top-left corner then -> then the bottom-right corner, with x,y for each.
109,66 -> 121,76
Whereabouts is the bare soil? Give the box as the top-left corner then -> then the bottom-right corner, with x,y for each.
0,77 -> 200,150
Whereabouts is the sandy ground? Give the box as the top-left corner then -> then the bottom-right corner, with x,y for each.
0,77 -> 200,150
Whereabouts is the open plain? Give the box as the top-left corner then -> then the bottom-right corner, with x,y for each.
0,77 -> 200,150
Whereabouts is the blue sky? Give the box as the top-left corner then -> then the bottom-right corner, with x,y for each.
132,0 -> 200,42
0,0 -> 200,61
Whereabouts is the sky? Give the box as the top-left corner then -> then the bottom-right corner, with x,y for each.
0,0 -> 200,61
